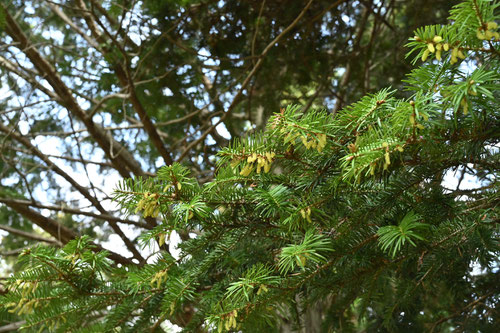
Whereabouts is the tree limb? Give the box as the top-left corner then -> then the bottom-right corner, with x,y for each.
0,123 -> 144,261
0,224 -> 62,245
2,200 -> 134,266
0,197 -> 149,229
2,5 -> 146,179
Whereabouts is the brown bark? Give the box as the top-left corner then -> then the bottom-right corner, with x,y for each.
0,123 -> 143,261
0,224 -> 62,245
0,197 -> 148,229
3,200 -> 134,266
74,0 -> 174,166
2,5 -> 145,179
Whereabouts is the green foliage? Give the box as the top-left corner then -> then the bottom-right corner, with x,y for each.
377,211 -> 429,258
278,231 -> 333,274
1,0 -> 499,332
225,264 -> 280,303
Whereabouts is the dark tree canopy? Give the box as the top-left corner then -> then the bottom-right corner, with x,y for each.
0,0 -> 498,332
0,0 -> 453,266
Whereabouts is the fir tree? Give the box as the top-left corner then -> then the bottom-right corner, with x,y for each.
1,0 -> 499,332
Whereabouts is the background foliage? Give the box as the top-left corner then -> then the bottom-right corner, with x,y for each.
0,0 -> 498,332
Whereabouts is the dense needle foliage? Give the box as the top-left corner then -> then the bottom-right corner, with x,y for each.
1,0 -> 499,332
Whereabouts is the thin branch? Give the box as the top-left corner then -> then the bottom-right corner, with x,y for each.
430,292 -> 494,333
0,55 -> 59,101
76,0 -> 174,166
45,1 -> 100,49
251,0 -> 267,66
176,0 -> 316,162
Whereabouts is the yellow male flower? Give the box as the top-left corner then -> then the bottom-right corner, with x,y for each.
427,43 -> 435,53
433,35 -> 443,43
478,21 -> 499,40
421,49 -> 430,61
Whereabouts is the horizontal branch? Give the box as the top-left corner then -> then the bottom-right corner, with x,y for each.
0,224 -> 62,245
0,197 -> 150,229
2,200 -> 135,266
9,146 -> 115,168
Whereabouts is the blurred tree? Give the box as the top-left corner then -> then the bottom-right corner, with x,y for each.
2,0 -> 497,332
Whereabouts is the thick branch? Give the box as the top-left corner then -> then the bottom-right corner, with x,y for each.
0,197 -> 149,229
2,200 -> 134,266
0,123 -> 144,261
0,321 -> 25,333
2,5 -> 145,179
0,224 -> 62,245
3,200 -> 77,244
